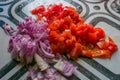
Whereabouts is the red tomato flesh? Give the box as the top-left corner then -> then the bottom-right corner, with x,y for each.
31,4 -> 118,59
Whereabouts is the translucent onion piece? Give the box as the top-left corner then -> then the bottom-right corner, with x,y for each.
54,60 -> 77,77
34,54 -> 49,71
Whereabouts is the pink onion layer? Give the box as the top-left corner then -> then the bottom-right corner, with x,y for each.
27,67 -> 44,80
27,67 -> 57,80
55,60 -> 77,77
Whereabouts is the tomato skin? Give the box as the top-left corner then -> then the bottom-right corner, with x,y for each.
88,33 -> 98,44
70,23 -> 77,35
107,37 -> 118,52
97,37 -> 118,53
108,42 -> 118,52
87,27 -> 105,44
81,49 -> 112,58
47,4 -> 63,13
48,20 -> 60,31
97,38 -> 108,49
31,9 -> 37,14
31,5 -> 45,14
92,50 -> 112,58
49,31 -> 60,44
81,50 -> 93,58
65,36 -> 76,49
94,27 -> 105,39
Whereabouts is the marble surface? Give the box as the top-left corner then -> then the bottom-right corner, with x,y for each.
0,0 -> 120,80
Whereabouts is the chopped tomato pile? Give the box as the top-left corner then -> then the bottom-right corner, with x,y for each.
31,4 -> 118,59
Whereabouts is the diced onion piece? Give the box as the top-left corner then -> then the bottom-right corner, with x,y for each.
34,54 -> 49,71
54,60 -> 76,77
54,60 -> 65,71
39,41 -> 55,58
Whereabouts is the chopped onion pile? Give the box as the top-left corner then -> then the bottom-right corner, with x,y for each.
4,17 -> 55,63
44,68 -> 57,80
27,67 -> 44,80
27,67 -> 58,80
4,17 -> 76,78
9,34 -> 37,63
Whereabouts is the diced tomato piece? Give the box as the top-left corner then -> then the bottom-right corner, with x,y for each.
48,20 -> 60,30
97,38 -> 108,49
107,37 -> 118,52
31,5 -> 45,14
86,24 -> 95,32
61,29 -> 71,39
82,49 -> 112,58
48,4 -> 63,14
66,39 -> 74,48
108,42 -> 118,52
70,23 -> 77,35
31,9 -> 37,14
88,33 -> 97,44
81,50 -> 93,58
49,31 -> 60,43
92,50 -> 112,58
94,27 -> 105,39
